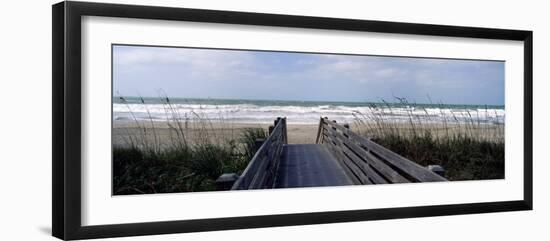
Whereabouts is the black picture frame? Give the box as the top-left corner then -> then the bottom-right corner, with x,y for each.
52,1 -> 533,240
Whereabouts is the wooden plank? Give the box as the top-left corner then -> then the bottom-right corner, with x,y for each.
268,140 -> 284,188
237,147 -> 264,188
325,120 -> 364,142
269,121 -> 285,184
329,120 -> 445,182
360,139 -> 446,182
323,142 -> 362,185
324,125 -> 393,183
322,118 -> 446,183
324,119 -> 418,183
322,121 -> 363,184
325,119 -> 446,182
324,130 -> 368,184
232,117 -> 287,190
260,127 -> 284,188
253,136 -> 281,189
340,134 -> 410,183
248,155 -> 269,189
275,145 -> 354,188
331,147 -> 363,184
338,149 -> 371,184
340,146 -> 387,184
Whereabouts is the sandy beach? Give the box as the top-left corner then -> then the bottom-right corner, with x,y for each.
113,119 -> 504,149
113,121 -> 321,148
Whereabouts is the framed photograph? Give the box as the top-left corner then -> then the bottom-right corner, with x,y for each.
52,1 -> 533,240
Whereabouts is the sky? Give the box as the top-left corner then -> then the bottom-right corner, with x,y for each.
113,45 -> 505,106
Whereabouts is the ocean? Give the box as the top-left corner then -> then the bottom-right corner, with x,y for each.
113,97 -> 505,125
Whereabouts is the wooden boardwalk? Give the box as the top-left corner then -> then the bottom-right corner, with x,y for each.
226,117 -> 447,191
275,144 -> 353,188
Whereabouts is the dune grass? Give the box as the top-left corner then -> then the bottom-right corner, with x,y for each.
352,99 -> 505,181
113,96 -> 266,195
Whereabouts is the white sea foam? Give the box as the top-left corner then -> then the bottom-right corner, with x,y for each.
113,103 -> 505,125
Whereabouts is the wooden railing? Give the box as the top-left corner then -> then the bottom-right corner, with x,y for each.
316,117 -> 447,184
231,117 -> 287,190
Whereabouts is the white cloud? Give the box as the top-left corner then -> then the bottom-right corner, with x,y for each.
114,46 -> 261,80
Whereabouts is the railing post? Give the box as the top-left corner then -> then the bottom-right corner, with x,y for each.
216,173 -> 240,191
255,138 -> 265,151
316,117 -> 324,144
427,165 -> 446,177
342,123 -> 350,138
282,118 -> 287,144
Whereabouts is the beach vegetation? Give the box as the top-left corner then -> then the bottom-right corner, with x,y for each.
352,98 -> 505,181
113,96 -> 266,195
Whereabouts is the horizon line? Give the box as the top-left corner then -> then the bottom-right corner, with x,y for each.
112,95 -> 504,107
